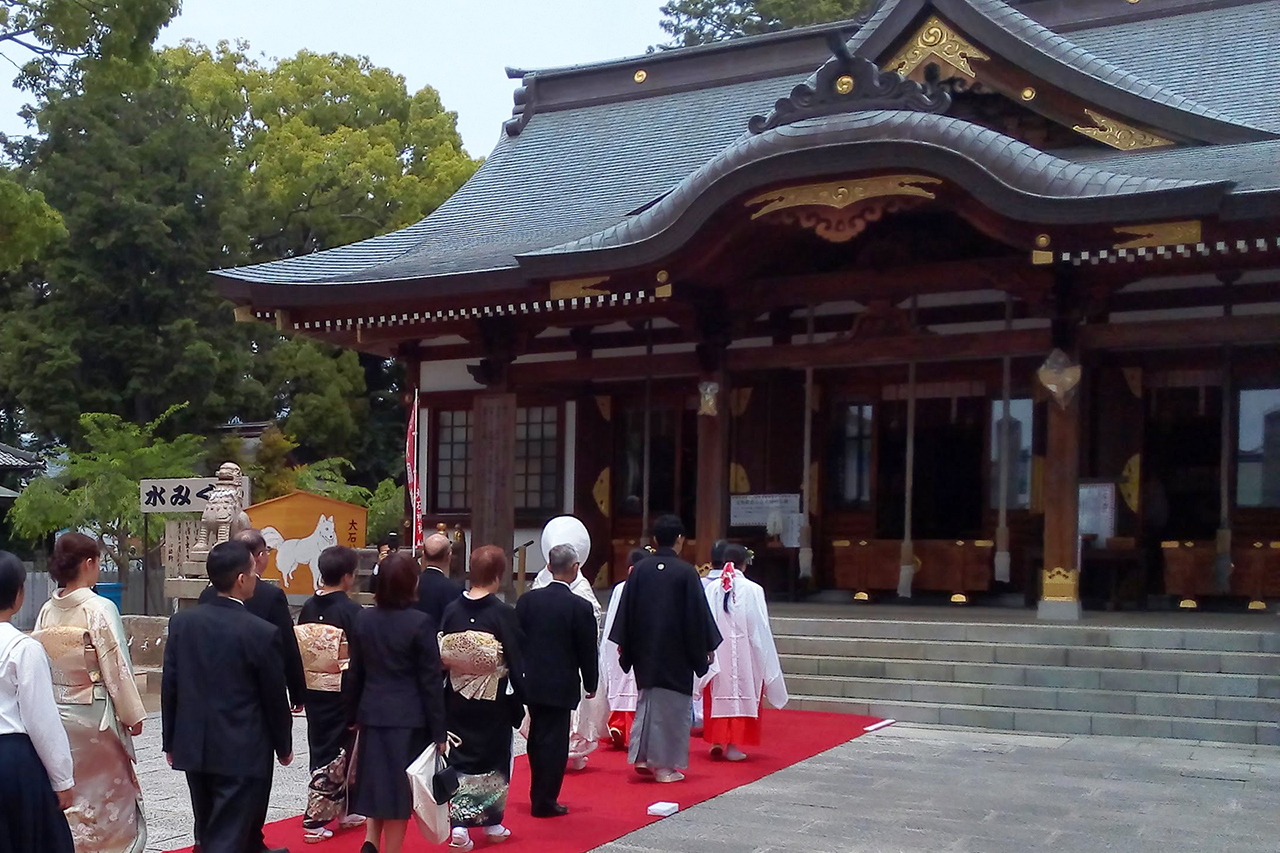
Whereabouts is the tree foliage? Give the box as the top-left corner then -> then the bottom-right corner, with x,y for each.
7,406 -> 204,576
0,0 -> 179,277
0,0 -> 178,92
366,478 -> 404,545
1,40 -> 477,490
660,0 -> 868,46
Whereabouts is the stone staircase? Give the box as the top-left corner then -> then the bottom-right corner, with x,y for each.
775,614 -> 1280,745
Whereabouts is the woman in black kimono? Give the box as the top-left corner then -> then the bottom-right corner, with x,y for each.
296,546 -> 365,844
438,545 -> 526,852
348,553 -> 447,853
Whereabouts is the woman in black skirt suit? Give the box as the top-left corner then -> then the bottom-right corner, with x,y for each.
0,551 -> 75,853
347,553 -> 447,853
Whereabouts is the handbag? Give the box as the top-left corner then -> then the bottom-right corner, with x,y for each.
431,752 -> 459,803
406,733 -> 462,844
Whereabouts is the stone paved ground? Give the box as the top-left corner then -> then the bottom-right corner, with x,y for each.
139,714 -> 1280,853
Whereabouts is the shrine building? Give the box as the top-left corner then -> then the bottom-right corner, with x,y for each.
214,0 -> 1280,621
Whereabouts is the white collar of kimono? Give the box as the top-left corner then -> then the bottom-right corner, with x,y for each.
50,587 -> 96,607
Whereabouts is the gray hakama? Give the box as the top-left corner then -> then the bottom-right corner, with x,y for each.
629,687 -> 693,770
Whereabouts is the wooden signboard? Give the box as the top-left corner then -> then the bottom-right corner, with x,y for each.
247,492 -> 368,596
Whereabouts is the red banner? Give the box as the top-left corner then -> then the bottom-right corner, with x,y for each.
406,389 -> 423,554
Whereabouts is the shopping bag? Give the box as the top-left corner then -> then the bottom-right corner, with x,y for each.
407,743 -> 451,844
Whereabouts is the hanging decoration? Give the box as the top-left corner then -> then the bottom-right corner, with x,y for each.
1037,349 -> 1082,408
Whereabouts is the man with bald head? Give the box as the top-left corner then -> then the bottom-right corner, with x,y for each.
415,532 -> 463,626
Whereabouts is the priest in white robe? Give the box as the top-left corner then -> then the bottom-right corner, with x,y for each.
599,547 -> 647,748
530,516 -> 609,769
701,543 -> 788,761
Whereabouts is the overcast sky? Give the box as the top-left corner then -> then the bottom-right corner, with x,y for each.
0,0 -> 669,157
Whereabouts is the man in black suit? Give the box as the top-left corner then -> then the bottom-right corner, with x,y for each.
199,529 -> 307,711
415,532 -> 463,626
515,543 -> 599,818
164,541 -> 294,853
196,529 -> 304,853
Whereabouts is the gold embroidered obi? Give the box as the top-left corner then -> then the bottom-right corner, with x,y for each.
295,623 -> 349,692
33,626 -> 100,705
439,630 -> 507,701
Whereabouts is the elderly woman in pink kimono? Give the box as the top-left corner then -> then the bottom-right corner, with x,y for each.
34,532 -> 147,853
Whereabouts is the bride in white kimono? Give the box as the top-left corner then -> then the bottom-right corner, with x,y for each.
599,547 -> 647,748
528,516 -> 609,769
700,543 -> 788,761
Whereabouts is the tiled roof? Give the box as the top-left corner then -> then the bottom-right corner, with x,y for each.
218,73 -> 809,287
1070,0 -> 1280,133
213,0 -> 1280,294
523,110 -> 1223,267
1058,139 -> 1280,194
0,442 -> 41,470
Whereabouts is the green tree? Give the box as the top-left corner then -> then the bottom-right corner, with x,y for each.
660,0 -> 868,46
0,70 -> 268,440
267,337 -> 368,462
7,406 -> 204,581
246,425 -> 300,500
293,457 -> 372,507
0,0 -> 178,92
0,0 -> 179,273
366,478 -> 404,545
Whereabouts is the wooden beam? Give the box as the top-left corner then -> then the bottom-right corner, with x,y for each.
729,328 -> 1053,372
1082,315 -> 1280,351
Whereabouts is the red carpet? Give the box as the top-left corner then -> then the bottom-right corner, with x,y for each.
166,710 -> 885,853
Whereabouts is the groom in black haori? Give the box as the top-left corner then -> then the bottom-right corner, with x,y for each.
608,514 -> 722,783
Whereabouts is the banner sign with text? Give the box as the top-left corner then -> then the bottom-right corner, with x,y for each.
139,478 -> 251,514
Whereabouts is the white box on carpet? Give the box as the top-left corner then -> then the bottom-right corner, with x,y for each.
647,801 -> 679,817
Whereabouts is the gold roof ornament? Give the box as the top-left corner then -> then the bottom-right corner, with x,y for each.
1072,109 -> 1172,150
886,15 -> 990,81
1037,348 -> 1082,409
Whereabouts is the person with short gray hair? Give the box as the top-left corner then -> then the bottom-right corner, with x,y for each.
516,544 -> 599,817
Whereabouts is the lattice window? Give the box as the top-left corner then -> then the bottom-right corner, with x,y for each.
435,410 -> 473,511
515,406 -> 559,512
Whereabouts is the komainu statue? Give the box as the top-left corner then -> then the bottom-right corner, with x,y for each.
191,462 -> 251,560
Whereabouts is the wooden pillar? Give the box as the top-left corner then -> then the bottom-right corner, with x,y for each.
1038,395 -> 1082,620
695,372 -> 729,567
471,392 -> 517,593
898,360 -> 918,597
994,295 -> 1013,584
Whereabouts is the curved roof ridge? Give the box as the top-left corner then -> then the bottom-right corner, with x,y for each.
953,0 -> 1265,133
766,0 -> 1273,144
519,109 -> 1226,267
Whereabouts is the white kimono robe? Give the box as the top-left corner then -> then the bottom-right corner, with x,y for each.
530,567 -> 609,760
599,581 -> 637,714
703,569 -> 789,718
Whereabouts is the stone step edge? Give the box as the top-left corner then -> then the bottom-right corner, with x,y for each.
770,618 -> 1280,650
786,672 -> 1280,718
778,653 -> 1276,692
788,695 -> 1269,740
774,634 -> 1280,664
771,616 -> 1277,637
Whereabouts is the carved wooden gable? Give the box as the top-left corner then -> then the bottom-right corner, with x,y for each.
875,10 -> 1172,151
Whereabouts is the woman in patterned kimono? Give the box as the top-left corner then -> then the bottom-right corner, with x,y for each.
34,533 -> 147,853
439,545 -> 526,852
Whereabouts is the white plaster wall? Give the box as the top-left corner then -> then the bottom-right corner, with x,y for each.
420,358 -> 482,393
